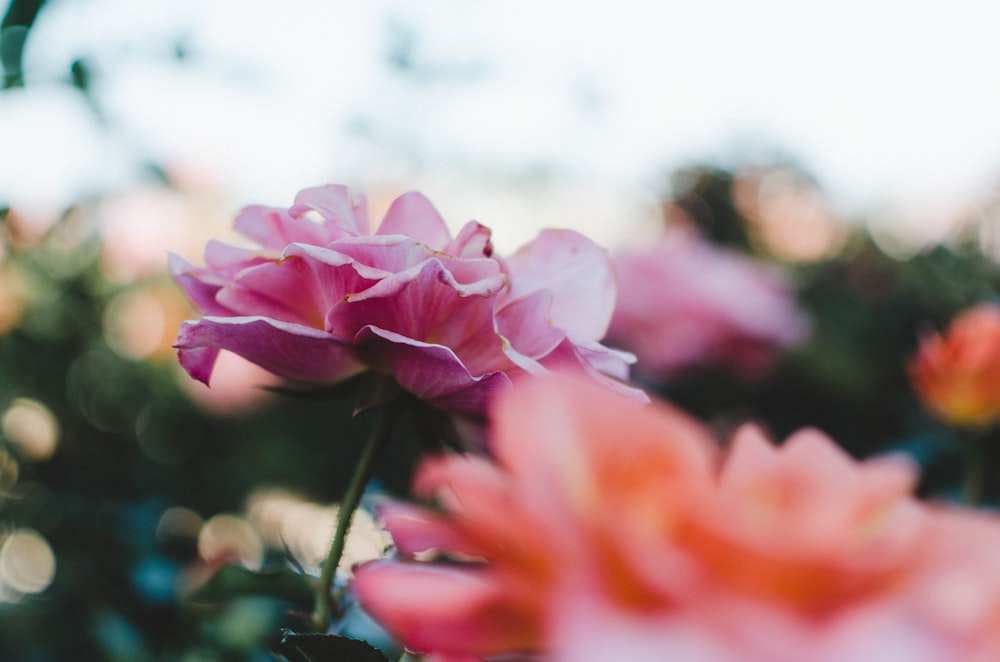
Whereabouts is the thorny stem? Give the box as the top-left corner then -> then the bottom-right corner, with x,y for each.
311,398 -> 398,632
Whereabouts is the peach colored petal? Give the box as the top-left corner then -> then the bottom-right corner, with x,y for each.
377,503 -> 480,558
680,425 -> 926,615
353,562 -> 541,657
412,453 -> 549,570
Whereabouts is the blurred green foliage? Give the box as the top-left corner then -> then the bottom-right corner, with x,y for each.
0,207 -> 425,660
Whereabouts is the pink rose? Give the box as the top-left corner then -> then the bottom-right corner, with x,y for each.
171,185 -> 633,416
607,228 -> 810,379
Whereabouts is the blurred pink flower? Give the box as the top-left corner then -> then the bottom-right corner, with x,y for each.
99,186 -> 201,284
172,185 -> 634,416
354,373 -> 1000,661
176,350 -> 279,417
607,228 -> 810,379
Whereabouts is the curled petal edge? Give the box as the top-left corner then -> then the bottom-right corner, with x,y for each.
354,326 -> 512,417
175,316 -> 365,386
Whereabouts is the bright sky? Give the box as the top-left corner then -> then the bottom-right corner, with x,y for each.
3,0 -> 1000,251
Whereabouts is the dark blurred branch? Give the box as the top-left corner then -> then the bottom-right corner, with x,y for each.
1,0 -> 47,88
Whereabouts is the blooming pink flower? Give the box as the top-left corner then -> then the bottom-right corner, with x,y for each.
354,373 -> 1000,660
607,228 -> 809,379
171,185 -> 633,416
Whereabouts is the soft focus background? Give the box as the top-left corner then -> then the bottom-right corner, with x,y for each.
4,1 -> 1000,660
7,0 -> 1000,252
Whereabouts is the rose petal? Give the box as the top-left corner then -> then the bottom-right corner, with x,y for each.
215,258 -> 326,328
214,244 -> 382,328
535,338 -> 646,402
496,290 -> 565,360
233,205 -> 328,249
376,191 -> 453,250
291,183 -> 370,236
169,253 -> 230,317
445,221 -> 494,258
354,326 -> 511,416
492,373 -> 710,541
502,229 -> 615,342
175,316 -> 365,385
550,591 -> 740,662
328,258 -> 508,372
331,236 -> 501,287
411,454 -> 532,557
234,185 -> 367,249
353,561 -> 540,656
569,340 -> 636,381
378,503 -> 480,557
177,344 -> 221,386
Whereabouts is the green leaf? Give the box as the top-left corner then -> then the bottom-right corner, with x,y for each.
273,630 -> 390,662
187,565 -> 313,604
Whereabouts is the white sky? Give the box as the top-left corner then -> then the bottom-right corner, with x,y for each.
2,0 -> 1000,251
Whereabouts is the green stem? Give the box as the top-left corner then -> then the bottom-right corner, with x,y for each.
311,403 -> 397,631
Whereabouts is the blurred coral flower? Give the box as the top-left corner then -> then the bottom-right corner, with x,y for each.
910,303 -> 1000,427
171,185 -> 635,417
681,425 -> 923,615
354,373 -> 716,657
355,373 -> 1000,660
607,228 -> 809,380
